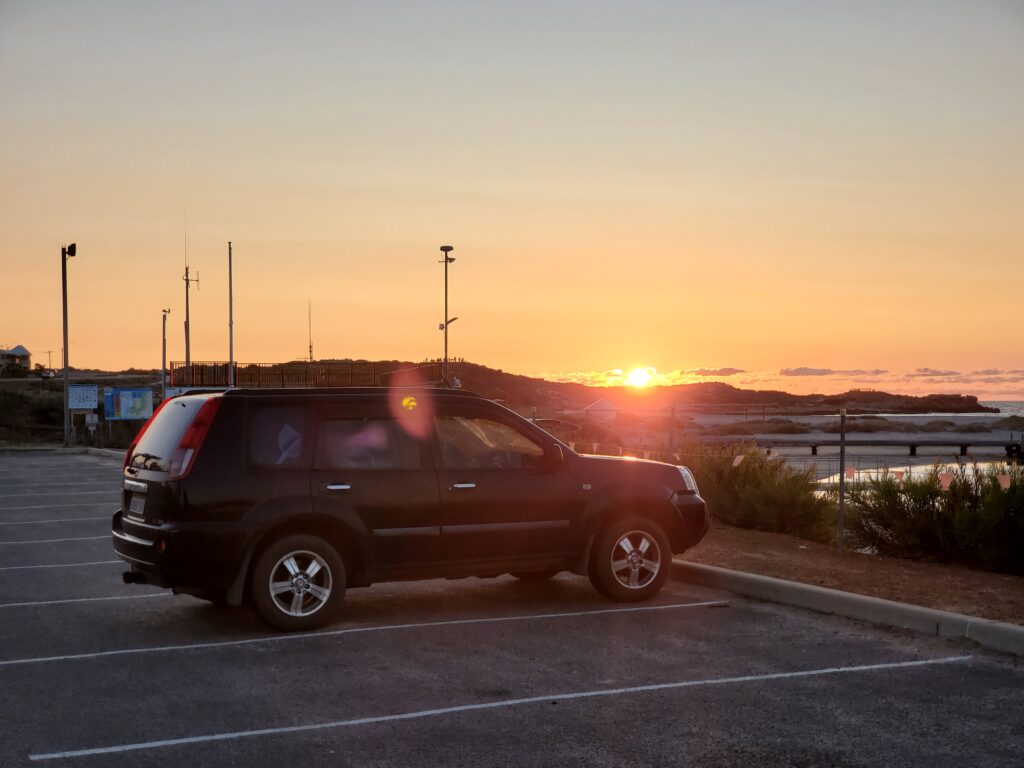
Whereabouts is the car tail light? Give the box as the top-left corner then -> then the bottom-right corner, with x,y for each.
168,398 -> 223,480
124,398 -> 172,469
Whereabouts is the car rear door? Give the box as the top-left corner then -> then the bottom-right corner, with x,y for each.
310,401 -> 441,572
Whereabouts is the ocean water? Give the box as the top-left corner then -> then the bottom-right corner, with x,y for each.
981,401 -> 1024,418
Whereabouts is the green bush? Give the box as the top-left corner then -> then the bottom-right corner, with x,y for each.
847,464 -> 1024,574
683,447 -> 833,542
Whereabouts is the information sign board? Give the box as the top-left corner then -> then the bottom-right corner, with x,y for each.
69,385 -> 98,410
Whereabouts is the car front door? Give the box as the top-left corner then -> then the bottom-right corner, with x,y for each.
310,404 -> 441,574
434,406 -> 578,568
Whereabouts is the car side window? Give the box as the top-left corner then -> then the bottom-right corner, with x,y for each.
434,416 -> 544,470
250,406 -> 307,468
315,419 -> 422,470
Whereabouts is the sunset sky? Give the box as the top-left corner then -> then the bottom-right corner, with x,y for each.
2,1 -> 1023,398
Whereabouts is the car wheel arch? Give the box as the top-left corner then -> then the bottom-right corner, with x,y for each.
579,496 -> 682,564
237,514 -> 372,603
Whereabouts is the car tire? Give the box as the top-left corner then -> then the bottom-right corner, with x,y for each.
250,534 -> 346,631
510,569 -> 560,582
588,516 -> 671,602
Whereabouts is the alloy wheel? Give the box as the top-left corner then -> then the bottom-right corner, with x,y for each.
609,530 -> 662,589
268,549 -> 333,617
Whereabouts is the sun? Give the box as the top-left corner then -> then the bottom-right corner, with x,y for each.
624,367 -> 653,388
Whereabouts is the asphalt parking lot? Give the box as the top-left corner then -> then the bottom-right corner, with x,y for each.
1,451 -> 1021,767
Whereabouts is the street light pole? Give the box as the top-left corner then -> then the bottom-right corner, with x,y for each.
60,240 -> 76,444
439,245 -> 455,384
161,308 -> 171,401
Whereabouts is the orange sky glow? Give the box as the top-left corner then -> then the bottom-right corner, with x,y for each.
2,2 -> 1022,399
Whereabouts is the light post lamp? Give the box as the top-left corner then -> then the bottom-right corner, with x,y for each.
439,245 -> 455,384
61,242 -> 77,446
161,308 -> 171,401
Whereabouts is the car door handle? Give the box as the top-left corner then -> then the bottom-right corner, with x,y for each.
324,483 -> 352,492
449,483 -> 477,491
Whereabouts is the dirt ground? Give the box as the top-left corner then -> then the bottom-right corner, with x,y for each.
682,520 -> 1024,626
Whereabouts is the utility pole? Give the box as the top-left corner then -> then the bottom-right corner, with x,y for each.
182,229 -> 199,386
838,407 -> 847,553
161,308 -> 171,401
61,243 -> 76,445
228,241 -> 234,387
308,299 -> 313,363
668,402 -> 676,453
44,350 -> 54,370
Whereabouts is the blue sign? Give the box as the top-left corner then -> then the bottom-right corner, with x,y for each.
103,388 -> 154,420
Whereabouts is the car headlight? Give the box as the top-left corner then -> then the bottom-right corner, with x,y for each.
677,466 -> 699,494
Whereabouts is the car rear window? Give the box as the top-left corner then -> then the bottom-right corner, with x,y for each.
129,394 -> 216,473
250,405 -> 308,468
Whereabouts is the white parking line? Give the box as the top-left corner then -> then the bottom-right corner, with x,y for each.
27,655 -> 973,761
0,600 -> 728,667
0,490 -> 116,499
0,516 -> 109,526
0,503 -> 113,512
0,483 -> 115,489
0,560 -> 120,572
0,469 -> 115,475
0,593 -> 171,609
0,474 -> 118,481
0,535 -> 107,545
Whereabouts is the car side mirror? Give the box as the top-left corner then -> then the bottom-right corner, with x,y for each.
542,443 -> 564,471
523,443 -> 564,472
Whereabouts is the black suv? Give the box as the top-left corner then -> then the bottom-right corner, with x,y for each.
113,388 -> 707,631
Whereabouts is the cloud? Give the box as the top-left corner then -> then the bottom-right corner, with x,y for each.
544,369 -> 625,387
689,367 -> 745,377
907,368 -> 962,377
780,367 -> 835,377
971,369 -> 1024,376
780,367 -> 888,377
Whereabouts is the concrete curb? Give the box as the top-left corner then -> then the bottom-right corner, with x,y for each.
0,446 -> 123,460
672,560 -> 1024,658
83,447 -> 125,460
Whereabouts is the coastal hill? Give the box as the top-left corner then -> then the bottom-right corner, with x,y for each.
449,363 -> 997,415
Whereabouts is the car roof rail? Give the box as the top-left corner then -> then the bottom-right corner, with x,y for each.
220,386 -> 484,398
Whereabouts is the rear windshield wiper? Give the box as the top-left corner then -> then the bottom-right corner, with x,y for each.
130,452 -> 165,471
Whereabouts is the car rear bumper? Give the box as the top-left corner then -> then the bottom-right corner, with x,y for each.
112,510 -> 242,591
112,510 -> 179,587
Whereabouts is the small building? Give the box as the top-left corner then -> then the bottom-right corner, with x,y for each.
0,345 -> 31,375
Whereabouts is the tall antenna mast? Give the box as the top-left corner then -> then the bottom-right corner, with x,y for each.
308,299 -> 313,363
183,216 -> 200,385
227,241 -> 234,387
